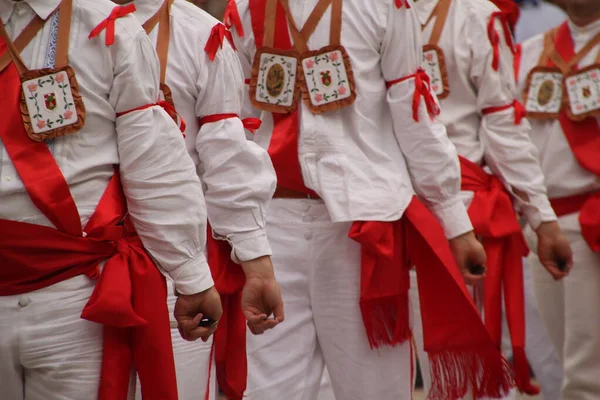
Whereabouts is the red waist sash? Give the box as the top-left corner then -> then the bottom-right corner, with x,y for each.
0,36 -> 177,399
550,191 -> 600,252
459,156 -> 538,395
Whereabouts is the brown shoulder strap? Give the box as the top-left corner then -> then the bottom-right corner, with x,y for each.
0,20 -> 29,75
424,0 -> 452,47
263,0 -> 279,48
280,0 -> 333,52
55,0 -> 73,68
142,4 -> 163,34
142,0 -> 173,84
329,0 -> 342,46
568,30 -> 600,68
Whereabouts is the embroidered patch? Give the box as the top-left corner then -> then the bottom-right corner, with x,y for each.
300,45 -> 356,114
564,65 -> 600,121
422,45 -> 449,99
20,66 -> 85,141
523,67 -> 564,120
249,48 -> 300,113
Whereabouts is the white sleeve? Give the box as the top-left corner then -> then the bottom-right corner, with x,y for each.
381,0 -> 472,239
112,30 -> 213,295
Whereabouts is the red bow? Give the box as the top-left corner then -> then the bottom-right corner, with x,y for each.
241,117 -> 261,133
205,23 -> 237,61
487,11 -> 516,71
385,69 -> 440,122
116,102 -> 187,136
223,0 -> 245,37
395,0 -> 411,9
89,4 -> 136,46
482,100 -> 525,125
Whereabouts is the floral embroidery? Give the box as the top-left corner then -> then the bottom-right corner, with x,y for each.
302,49 -> 351,105
524,71 -> 563,114
256,54 -> 297,106
565,67 -> 600,116
422,49 -> 443,96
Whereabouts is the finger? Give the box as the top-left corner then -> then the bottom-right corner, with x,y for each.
177,314 -> 215,341
272,301 -> 285,323
244,313 -> 268,324
247,319 -> 280,335
462,271 -> 485,286
542,262 -> 569,281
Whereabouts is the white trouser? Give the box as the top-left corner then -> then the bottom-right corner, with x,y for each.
317,369 -> 336,400
135,282 -> 215,400
525,212 -> 600,400
0,275 -> 109,400
246,199 -> 412,400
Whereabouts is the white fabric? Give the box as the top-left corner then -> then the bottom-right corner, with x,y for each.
233,0 -> 474,239
415,0 -> 556,230
515,2 -> 567,44
246,199 -> 413,400
0,0 -> 213,294
131,0 -> 276,262
518,19 -> 600,199
317,369 -> 335,400
0,275 -> 136,400
525,213 -> 600,400
411,261 -> 562,400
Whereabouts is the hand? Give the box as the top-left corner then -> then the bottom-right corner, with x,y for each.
241,256 -> 284,335
536,221 -> 573,280
174,286 -> 223,342
449,231 -> 487,286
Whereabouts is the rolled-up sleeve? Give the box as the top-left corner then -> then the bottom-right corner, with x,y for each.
471,15 -> 556,229
195,35 -> 276,263
111,30 -> 213,295
381,1 -> 472,239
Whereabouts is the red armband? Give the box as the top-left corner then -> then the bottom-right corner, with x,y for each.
199,113 -> 262,133
205,23 -> 236,62
223,0 -> 244,37
386,69 -> 440,122
116,101 -> 187,136
482,100 -> 525,125
89,4 -> 136,46
488,11 -> 516,71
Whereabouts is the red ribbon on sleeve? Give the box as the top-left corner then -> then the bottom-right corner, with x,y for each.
89,4 -> 136,46
223,0 -> 245,37
395,0 -> 411,9
205,23 -> 237,61
487,11 -> 516,71
199,113 -> 262,133
387,69 -> 440,122
116,101 -> 187,136
482,100 -> 526,125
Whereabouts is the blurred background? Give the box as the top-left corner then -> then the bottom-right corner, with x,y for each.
189,0 -> 227,19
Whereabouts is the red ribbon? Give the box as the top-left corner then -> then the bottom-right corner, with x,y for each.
223,0 -> 245,37
199,113 -> 262,133
395,0 -> 411,8
205,23 -> 236,61
514,43 -> 522,82
116,101 -> 187,135
88,4 -> 136,46
386,69 -> 440,122
487,11 -> 515,71
482,100 -> 526,125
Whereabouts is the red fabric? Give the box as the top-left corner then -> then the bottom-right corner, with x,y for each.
249,0 -> 319,197
548,22 -> 600,252
88,4 -> 136,46
116,101 -> 187,134
550,192 -> 600,252
349,197 -> 513,400
514,43 -> 522,82
482,100 -> 526,125
487,11 -> 516,71
395,0 -> 411,9
206,228 -> 247,400
0,45 -> 177,400
205,23 -> 236,61
199,113 -> 263,133
459,156 -> 539,395
223,0 -> 245,37
489,0 -> 520,32
386,69 -> 440,122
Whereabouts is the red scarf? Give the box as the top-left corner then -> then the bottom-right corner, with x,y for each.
0,40 -> 177,400
550,22 -> 600,251
243,2 -> 514,398
460,157 -> 539,395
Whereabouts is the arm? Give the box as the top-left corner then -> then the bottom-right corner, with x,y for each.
195,35 -> 276,263
111,30 -> 213,296
381,1 -> 472,239
471,12 -> 557,230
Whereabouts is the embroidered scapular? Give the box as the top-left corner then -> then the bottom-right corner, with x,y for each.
420,0 -> 452,99
249,0 -> 356,114
0,0 -> 86,142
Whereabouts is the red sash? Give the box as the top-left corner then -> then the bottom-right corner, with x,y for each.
460,157 -> 539,395
0,39 -> 177,400
549,22 -> 600,251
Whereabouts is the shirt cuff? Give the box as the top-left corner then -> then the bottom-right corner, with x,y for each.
520,198 -> 558,231
429,199 -> 474,239
226,228 -> 273,263
166,252 -> 215,295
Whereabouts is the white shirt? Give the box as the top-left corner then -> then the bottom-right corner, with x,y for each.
515,1 -> 566,43
518,19 -> 600,199
415,0 -> 556,229
0,0 -> 213,294
233,0 -> 473,239
131,0 -> 276,263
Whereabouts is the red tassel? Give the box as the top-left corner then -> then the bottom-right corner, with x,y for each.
385,69 -> 440,122
223,0 -> 245,37
428,349 -> 514,400
359,295 -> 411,348
89,4 -> 136,46
205,23 -> 236,61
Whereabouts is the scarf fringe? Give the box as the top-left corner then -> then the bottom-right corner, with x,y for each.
427,348 -> 514,400
360,294 -> 411,349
